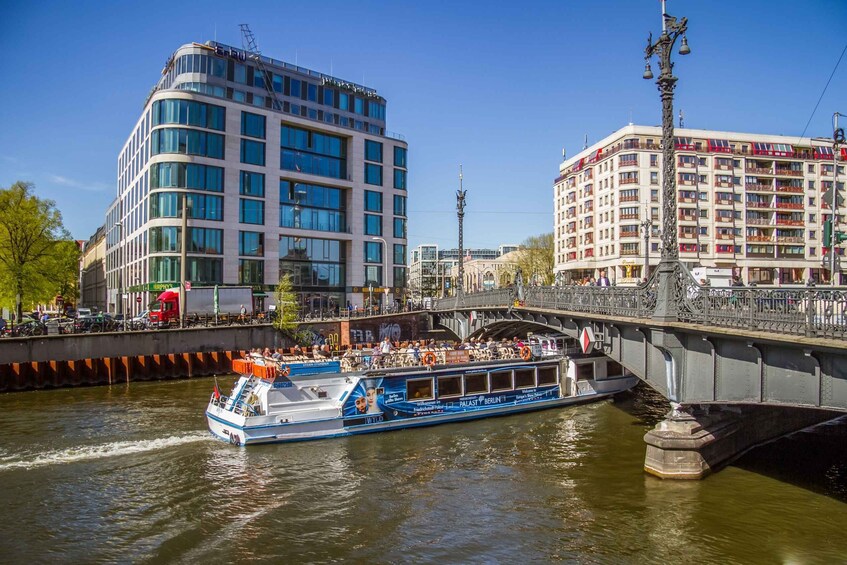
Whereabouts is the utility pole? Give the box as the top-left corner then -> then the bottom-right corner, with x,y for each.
641,205 -> 653,281
831,113 -> 844,285
179,195 -> 188,327
456,166 -> 467,304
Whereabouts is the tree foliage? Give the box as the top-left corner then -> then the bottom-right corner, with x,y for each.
272,273 -> 300,335
0,182 -> 77,320
508,233 -> 555,286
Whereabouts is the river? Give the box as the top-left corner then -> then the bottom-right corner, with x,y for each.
0,378 -> 845,563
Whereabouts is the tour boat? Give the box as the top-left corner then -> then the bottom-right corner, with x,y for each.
205,346 -> 638,446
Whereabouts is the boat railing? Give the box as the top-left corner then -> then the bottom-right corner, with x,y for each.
209,392 -> 257,417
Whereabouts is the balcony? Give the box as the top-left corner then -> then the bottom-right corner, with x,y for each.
679,231 -> 697,240
745,183 -> 774,192
746,201 -> 772,209
716,199 -> 735,205
715,181 -> 733,188
747,235 -> 772,242
619,159 -> 638,169
776,236 -> 805,243
620,247 -> 640,256
775,202 -> 803,210
714,162 -> 733,171
746,218 -> 772,226
620,194 -> 639,202
775,219 -> 804,226
619,229 -> 640,239
620,177 -> 639,185
716,233 -> 736,240
620,213 -> 639,220
746,167 -> 773,175
679,214 -> 697,222
677,160 -> 697,168
774,168 -> 803,177
775,185 -> 803,194
679,196 -> 696,203
715,216 -> 735,223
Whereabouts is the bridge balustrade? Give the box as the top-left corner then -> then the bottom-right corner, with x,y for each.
433,280 -> 847,339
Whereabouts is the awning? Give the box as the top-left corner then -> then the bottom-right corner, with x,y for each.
815,146 -> 834,159
573,158 -> 585,172
708,139 -> 731,152
252,292 -> 268,297
675,137 -> 694,150
588,148 -> 602,163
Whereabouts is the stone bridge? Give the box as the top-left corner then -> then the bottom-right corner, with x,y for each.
430,261 -> 847,479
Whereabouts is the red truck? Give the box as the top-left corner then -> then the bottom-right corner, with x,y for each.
148,286 -> 256,327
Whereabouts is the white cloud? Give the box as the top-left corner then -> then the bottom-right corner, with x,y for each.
47,174 -> 110,192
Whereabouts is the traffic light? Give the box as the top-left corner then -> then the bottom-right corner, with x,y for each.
824,219 -> 833,253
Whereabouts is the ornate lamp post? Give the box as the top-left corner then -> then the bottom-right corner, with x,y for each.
456,166 -> 467,304
640,210 -> 654,282
643,0 -> 690,320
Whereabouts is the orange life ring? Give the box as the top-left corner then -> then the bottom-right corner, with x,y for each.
422,351 -> 437,366
520,346 -> 532,361
279,365 -> 291,377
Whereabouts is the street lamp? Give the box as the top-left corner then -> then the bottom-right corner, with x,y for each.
643,0 -> 690,319
370,236 -> 389,313
640,210 -> 654,282
456,166 -> 467,304
114,220 -> 123,321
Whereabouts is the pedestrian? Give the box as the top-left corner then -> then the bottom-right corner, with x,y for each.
239,304 -> 247,322
597,270 -> 611,287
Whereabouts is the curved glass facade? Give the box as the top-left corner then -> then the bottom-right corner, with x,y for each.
151,128 -> 224,159
151,162 -> 223,192
152,99 -> 225,130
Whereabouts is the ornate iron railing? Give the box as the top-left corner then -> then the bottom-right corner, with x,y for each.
433,264 -> 847,339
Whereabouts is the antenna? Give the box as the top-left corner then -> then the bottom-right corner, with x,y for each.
562,148 -> 567,162
629,108 -> 633,126
679,109 -> 685,128
583,134 -> 588,150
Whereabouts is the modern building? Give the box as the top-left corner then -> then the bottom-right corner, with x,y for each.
554,124 -> 845,285
106,41 -> 408,317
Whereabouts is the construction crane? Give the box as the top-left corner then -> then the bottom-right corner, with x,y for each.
239,24 -> 283,111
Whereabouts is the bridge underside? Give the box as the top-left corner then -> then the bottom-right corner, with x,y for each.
434,307 -> 847,479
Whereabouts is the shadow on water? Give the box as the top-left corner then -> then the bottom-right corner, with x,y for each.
614,383 -> 847,502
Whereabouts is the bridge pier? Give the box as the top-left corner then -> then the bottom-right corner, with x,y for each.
643,404 -> 841,480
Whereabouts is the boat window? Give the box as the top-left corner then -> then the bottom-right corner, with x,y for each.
407,378 -> 434,401
490,371 -> 512,392
537,366 -> 558,386
576,363 -> 594,380
514,368 -> 535,389
437,375 -> 462,398
606,361 -> 623,377
464,373 -> 488,395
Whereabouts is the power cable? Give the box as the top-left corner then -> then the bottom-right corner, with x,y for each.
798,42 -> 847,143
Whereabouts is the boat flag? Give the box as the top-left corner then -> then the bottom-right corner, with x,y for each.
213,376 -> 221,400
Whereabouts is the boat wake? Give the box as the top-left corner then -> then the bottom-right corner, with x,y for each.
0,432 -> 211,472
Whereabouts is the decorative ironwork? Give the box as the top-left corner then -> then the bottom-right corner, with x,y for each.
432,277 -> 847,339
644,7 -> 689,262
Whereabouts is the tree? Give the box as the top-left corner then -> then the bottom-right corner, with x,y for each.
0,182 -> 73,322
512,233 -> 555,286
272,273 -> 299,335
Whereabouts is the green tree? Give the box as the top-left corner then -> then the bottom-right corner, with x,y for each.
272,273 -> 300,335
0,182 -> 73,321
513,233 -> 555,286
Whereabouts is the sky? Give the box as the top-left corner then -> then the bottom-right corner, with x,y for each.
1,0 -> 846,252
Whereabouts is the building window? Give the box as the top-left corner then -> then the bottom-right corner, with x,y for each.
364,190 -> 383,212
151,162 -> 223,192
364,214 -> 382,236
365,163 -> 383,186
394,146 -> 407,168
239,259 -> 264,284
280,124 -> 346,179
393,266 -> 406,287
394,244 -> 406,265
364,265 -> 383,286
188,227 -> 223,254
394,195 -> 406,216
151,128 -> 224,159
241,139 -> 265,166
239,231 -> 264,256
365,140 -> 383,162
152,99 -> 225,130
240,171 -> 265,197
364,241 -> 382,263
241,111 -> 266,139
240,198 -> 265,225
394,217 -> 407,238
394,168 -> 407,190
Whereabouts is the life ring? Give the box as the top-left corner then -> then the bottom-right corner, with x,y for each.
520,346 -> 532,361
278,364 -> 291,377
422,351 -> 437,366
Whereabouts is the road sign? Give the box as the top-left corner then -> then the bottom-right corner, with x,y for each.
580,327 -> 595,354
822,188 -> 844,209
184,281 -> 192,291
136,296 -> 142,303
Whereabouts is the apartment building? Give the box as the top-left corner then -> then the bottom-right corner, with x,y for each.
554,125 -> 845,285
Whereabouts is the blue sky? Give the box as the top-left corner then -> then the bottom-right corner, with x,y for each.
1,0 -> 846,251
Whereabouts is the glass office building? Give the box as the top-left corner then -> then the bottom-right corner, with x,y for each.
106,41 -> 408,316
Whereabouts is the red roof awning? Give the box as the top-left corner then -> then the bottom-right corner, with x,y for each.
573,158 -> 585,172
815,146 -> 834,160
588,148 -> 602,163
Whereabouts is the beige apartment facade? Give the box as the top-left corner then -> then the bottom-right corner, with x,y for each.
554,125 -> 845,286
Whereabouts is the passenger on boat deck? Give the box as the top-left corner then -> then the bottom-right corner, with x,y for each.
262,347 -> 272,358
293,344 -> 304,355
380,336 -> 393,355
272,348 -> 283,360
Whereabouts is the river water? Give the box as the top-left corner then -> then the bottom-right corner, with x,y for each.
1,378 -> 846,563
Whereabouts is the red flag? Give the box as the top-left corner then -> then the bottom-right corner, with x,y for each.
213,377 -> 221,400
